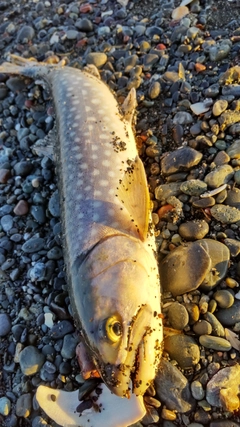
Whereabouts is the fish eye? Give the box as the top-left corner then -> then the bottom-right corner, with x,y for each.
105,316 -> 123,343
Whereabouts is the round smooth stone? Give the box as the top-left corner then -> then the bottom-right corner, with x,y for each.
167,302 -> 189,330
199,335 -> 232,351
164,335 -> 200,369
213,290 -> 234,309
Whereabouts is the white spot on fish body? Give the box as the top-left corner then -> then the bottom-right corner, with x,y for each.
105,150 -> 111,156
102,160 -> 110,167
76,193 -> 84,200
93,213 -> 100,221
75,153 -> 83,160
91,98 -> 100,105
99,180 -> 109,187
80,163 -> 88,170
72,123 -> 79,128
85,106 -> 91,112
82,90 -> 88,95
92,169 -> 100,176
72,99 -> 80,105
94,190 -> 102,197
108,171 -> 115,178
85,185 -> 92,192
91,145 -> 98,151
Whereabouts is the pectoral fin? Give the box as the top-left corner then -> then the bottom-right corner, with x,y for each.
117,156 -> 151,241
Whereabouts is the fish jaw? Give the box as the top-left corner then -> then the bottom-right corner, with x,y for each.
70,235 -> 163,398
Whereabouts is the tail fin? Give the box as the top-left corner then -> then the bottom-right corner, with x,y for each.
0,54 -> 66,80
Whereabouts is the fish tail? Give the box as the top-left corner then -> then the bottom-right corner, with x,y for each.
0,54 -> 66,79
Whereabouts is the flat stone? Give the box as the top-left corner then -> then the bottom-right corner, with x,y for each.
161,147 -> 202,176
211,204 -> 240,223
164,335 -> 200,369
178,220 -> 209,241
155,182 -> 182,201
155,359 -> 196,413
193,320 -> 212,336
160,241 -> 211,296
206,365 -> 240,411
0,313 -> 11,336
0,396 -> 11,416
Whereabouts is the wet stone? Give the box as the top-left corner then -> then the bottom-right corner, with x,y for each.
161,147 -> 202,176
160,241 -> 211,296
19,346 -> 45,375
167,302 -> 189,330
164,335 -> 200,369
155,359 -> 195,413
180,180 -> 207,196
199,335 -> 232,351
178,220 -> 209,241
0,313 -> 11,336
211,204 -> 240,223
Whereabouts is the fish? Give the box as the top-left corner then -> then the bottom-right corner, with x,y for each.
0,55 -> 163,425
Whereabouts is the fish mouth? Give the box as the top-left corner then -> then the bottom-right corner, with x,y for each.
100,305 -> 155,398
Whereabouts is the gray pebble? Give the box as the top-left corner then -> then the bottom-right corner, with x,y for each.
75,18 -> 93,32
191,381 -> 205,400
47,246 -> 62,260
29,263 -> 46,281
223,238 -> 240,257
204,164 -> 234,189
203,312 -> 225,337
48,190 -> 60,217
225,188 -> 240,208
17,25 -> 35,42
19,346 -> 45,375
215,300 -> 240,326
0,313 -> 11,336
14,161 -> 33,177
22,237 -> 45,253
180,180 -> 207,196
148,81 -> 161,99
30,205 -> 46,224
173,111 -> 193,125
211,204 -> 240,223
167,302 -> 189,330
1,214 -> 13,232
226,139 -> 240,159
61,334 -> 79,359
193,320 -> 212,335
49,320 -> 74,339
200,239 -> 229,291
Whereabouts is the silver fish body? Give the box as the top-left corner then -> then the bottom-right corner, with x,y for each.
0,57 -> 163,398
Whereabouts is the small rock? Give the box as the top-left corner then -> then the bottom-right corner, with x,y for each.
226,139 -> 240,159
13,200 -> 29,216
0,313 -> 11,336
85,52 -> 107,68
178,220 -> 209,241
191,381 -> 205,400
0,397 -> 11,416
164,334 -> 200,369
204,165 -> 234,189
199,335 -> 232,351
211,204 -> 240,223
19,346 -> 45,375
16,393 -> 32,418
223,238 -> 240,257
215,300 -> 240,326
17,25 -> 35,42
172,6 -> 189,20
206,365 -> 240,410
0,168 -> 11,183
167,302 -> 189,330
22,237 -> 45,253
212,99 -> 228,116
199,239 -> 230,291
180,180 -> 207,196
161,147 -> 202,176
61,334 -> 79,359
193,320 -> 212,336
213,290 -> 234,309
173,112 -> 193,125
155,359 -> 195,413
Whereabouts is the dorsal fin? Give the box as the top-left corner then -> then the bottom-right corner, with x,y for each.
121,88 -> 137,123
117,156 -> 150,241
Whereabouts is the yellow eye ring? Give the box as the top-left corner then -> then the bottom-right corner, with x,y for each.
105,316 -> 122,343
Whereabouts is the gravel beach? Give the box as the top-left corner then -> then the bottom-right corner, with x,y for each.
1,0 -> 240,426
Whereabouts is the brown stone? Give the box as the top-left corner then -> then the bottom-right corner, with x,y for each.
14,200 -> 29,216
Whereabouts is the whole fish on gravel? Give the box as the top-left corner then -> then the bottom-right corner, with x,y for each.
0,55 -> 163,427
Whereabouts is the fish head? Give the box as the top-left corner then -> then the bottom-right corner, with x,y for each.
71,236 -> 162,397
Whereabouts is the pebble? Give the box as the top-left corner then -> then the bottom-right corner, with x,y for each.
164,335 -> 200,369
172,6 -> 189,20
204,165 -> 234,189
161,147 -> 202,176
0,168 -> 11,183
16,393 -> 32,417
226,139 -> 240,159
13,200 -> 29,216
167,302 -> 189,330
49,320 -> 74,339
211,204 -> 240,223
223,238 -> 240,257
203,312 -> 225,337
215,300 -> 240,326
191,381 -> 205,400
193,320 -> 212,336
212,99 -> 228,116
199,335 -> 232,351
61,334 -> 79,359
19,346 -> 45,375
16,25 -> 35,42
180,180 -> 207,196
178,220 -> 209,241
213,290 -> 234,309
85,52 -> 107,68
0,397 -> 11,416
155,359 -> 195,413
1,214 -> 13,232
22,237 -> 45,253
224,188 -> 240,208
0,313 -> 11,336
160,241 -> 211,296
199,239 -> 230,291
206,364 -> 240,411
172,112 -> 193,125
